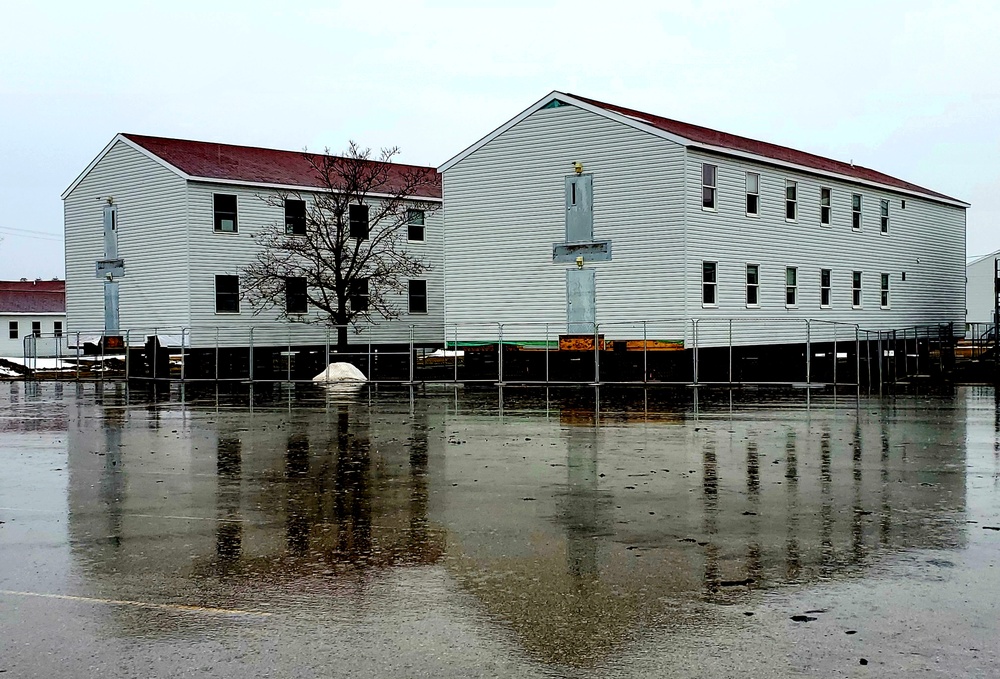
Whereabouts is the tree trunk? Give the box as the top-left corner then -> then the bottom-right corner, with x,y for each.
337,324 -> 348,354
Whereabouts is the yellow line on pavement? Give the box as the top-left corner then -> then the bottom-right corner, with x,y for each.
0,590 -> 271,617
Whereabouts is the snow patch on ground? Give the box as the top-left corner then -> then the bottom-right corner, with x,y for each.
313,362 -> 368,382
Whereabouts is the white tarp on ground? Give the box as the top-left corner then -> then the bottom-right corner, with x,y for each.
313,362 -> 368,382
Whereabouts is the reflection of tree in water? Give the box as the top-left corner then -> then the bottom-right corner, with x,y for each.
202,400 -> 443,581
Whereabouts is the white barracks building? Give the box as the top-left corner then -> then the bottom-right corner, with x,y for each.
439,92 -> 968,349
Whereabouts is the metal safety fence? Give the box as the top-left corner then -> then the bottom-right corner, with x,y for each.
14,319 -> 957,388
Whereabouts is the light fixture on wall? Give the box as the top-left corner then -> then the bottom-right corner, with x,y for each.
573,162 -> 583,175
576,256 -> 584,269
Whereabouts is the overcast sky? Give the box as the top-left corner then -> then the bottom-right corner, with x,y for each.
1,0 -> 997,280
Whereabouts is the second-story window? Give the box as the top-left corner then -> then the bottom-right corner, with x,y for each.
54,321 -> 63,337
746,264 -> 759,306
285,199 -> 306,235
852,194 -> 862,230
820,269 -> 831,307
785,181 -> 797,221
407,209 -> 425,242
785,267 -> 797,306
880,199 -> 890,234
881,273 -> 890,308
31,321 -> 41,337
8,321 -> 16,340
820,187 -> 831,225
702,164 -> 717,210
702,262 -> 717,305
214,194 -> 238,232
852,271 -> 863,307
349,204 -> 369,240
745,172 -> 759,216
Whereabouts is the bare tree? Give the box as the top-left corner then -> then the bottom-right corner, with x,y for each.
241,142 -> 440,351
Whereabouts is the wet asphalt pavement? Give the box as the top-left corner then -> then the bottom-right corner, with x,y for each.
1,381 -> 999,677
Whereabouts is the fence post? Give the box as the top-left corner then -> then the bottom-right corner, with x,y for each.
181,328 -> 187,383
324,329 -> 330,378
101,328 -> 108,382
249,328 -> 255,383
593,322 -> 600,385
408,325 -> 415,384
806,319 -> 811,385
287,328 -> 292,384
728,319 -> 733,385
545,323 -> 550,384
497,323 -> 504,385
692,319 -> 699,385
453,325 -> 459,383
877,332 -> 883,395
643,320 -> 648,384
215,328 -> 220,382
833,325 -> 838,386
125,329 -> 131,380
75,332 -> 80,381
854,326 -> 860,389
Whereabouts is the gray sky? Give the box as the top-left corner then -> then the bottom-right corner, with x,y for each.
1,0 -> 998,280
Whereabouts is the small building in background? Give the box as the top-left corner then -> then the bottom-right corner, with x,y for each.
966,249 -> 1000,325
0,279 -> 66,357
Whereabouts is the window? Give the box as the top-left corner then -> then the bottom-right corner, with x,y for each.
53,321 -> 63,337
785,181 -> 797,221
702,164 -> 717,210
349,204 -> 369,240
785,267 -> 797,306
408,279 -> 427,313
702,262 -> 717,306
745,172 -> 759,216
285,277 -> 307,314
746,264 -> 759,306
852,271 -> 862,307
852,194 -> 862,230
285,199 -> 306,235
215,275 -> 240,313
31,321 -> 41,337
880,273 -> 890,308
880,199 -> 889,234
214,194 -> 238,232
349,278 -> 369,312
8,321 -> 16,340
407,209 -> 425,242
820,187 -> 831,225
820,269 -> 831,307
901,199 -> 906,210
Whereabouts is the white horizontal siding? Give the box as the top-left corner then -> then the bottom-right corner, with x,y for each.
966,253 -> 997,324
685,149 -> 967,346
0,314 -> 66,357
63,140 -> 188,334
443,104 -> 686,341
184,182 -> 444,348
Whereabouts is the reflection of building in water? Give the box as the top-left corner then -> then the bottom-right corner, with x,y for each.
66,391 -> 445,635
439,392 -> 968,668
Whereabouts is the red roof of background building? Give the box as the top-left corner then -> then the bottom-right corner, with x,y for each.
569,94 -> 962,204
121,134 -> 442,199
0,280 -> 66,313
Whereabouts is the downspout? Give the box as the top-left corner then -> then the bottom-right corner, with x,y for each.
682,147 -> 689,346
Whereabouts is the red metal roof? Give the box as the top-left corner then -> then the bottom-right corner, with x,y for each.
569,94 -> 962,204
121,134 -> 442,199
0,280 -> 66,313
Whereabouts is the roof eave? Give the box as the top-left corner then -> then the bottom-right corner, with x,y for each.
184,176 -> 442,202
